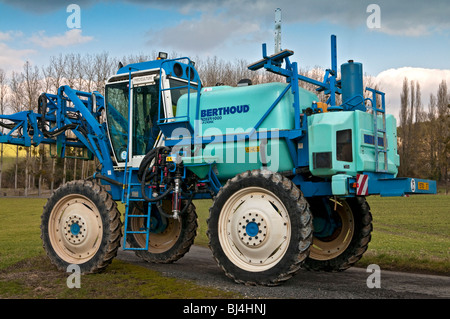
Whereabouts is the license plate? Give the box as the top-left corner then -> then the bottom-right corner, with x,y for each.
418,182 -> 429,190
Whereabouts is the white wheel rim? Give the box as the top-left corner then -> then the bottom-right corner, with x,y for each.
130,202 -> 182,253
48,194 -> 103,264
218,187 -> 291,272
310,199 -> 354,261
129,217 -> 181,253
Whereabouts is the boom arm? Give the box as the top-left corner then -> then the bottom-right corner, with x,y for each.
0,85 -> 116,176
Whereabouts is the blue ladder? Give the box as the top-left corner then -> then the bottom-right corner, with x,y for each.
122,167 -> 152,251
366,88 -> 388,173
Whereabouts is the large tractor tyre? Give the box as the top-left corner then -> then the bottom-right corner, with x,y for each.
304,196 -> 372,271
41,180 -> 122,274
126,200 -> 198,263
208,170 -> 313,286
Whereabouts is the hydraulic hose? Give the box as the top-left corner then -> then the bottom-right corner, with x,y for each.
93,174 -> 123,187
141,184 -> 174,203
139,146 -> 172,202
155,190 -> 194,219
180,191 -> 194,216
37,94 -> 83,138
137,146 -> 170,181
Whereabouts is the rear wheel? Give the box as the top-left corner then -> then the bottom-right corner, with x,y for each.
126,200 -> 198,263
208,170 -> 313,286
41,180 -> 122,274
304,196 -> 372,271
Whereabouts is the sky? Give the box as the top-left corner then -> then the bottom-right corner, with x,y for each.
0,0 -> 449,118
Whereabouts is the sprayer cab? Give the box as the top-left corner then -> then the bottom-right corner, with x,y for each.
104,55 -> 201,168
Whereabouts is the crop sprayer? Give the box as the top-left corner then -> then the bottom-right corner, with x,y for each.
0,34 -> 436,285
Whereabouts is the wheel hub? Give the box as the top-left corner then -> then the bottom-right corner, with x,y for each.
63,214 -> 87,245
238,212 -> 268,247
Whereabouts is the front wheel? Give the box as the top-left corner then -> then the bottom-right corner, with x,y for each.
40,180 -> 122,274
208,170 -> 313,286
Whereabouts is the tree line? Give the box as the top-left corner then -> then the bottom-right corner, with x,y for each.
398,78 -> 449,192
0,52 -> 448,196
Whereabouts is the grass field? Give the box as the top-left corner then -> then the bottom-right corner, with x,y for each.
0,197 -> 240,299
0,194 -> 448,298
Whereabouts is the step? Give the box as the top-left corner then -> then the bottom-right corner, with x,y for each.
123,247 -> 148,251
125,230 -> 148,234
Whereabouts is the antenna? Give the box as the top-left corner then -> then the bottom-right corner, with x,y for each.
274,8 -> 281,53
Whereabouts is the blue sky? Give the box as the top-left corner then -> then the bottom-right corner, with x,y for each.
1,0 -> 449,116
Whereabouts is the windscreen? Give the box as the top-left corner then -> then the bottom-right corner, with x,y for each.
105,81 -> 129,162
105,76 -> 195,164
132,83 -> 161,156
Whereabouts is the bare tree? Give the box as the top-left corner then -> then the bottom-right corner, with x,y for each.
64,53 -> 78,89
398,77 -> 409,177
73,54 -> 84,91
94,52 -> 115,95
436,80 -> 449,193
415,82 -> 423,123
23,61 -> 41,111
81,54 -> 97,92
41,63 -> 53,93
426,93 -> 438,180
50,54 -> 67,92
22,61 -> 42,195
0,68 -> 7,193
9,71 -> 25,190
9,71 -> 24,113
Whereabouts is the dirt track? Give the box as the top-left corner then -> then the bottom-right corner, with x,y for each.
117,245 -> 450,299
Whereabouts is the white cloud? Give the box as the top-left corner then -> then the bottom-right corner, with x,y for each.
140,0 -> 450,38
0,30 -> 24,41
29,29 -> 94,48
0,31 -> 35,73
3,0 -> 450,38
375,67 -> 450,119
0,31 -> 13,41
148,13 -> 262,54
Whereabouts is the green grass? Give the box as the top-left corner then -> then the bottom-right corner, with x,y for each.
0,198 -> 47,268
0,198 -> 240,299
0,195 -> 448,298
192,199 -> 213,247
0,256 -> 239,299
360,195 -> 449,274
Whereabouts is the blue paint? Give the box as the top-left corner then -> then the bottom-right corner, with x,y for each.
70,223 -> 81,236
246,222 -> 259,237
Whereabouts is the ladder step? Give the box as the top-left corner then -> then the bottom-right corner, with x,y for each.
123,247 -> 148,251
121,151 -> 153,252
125,230 -> 148,234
